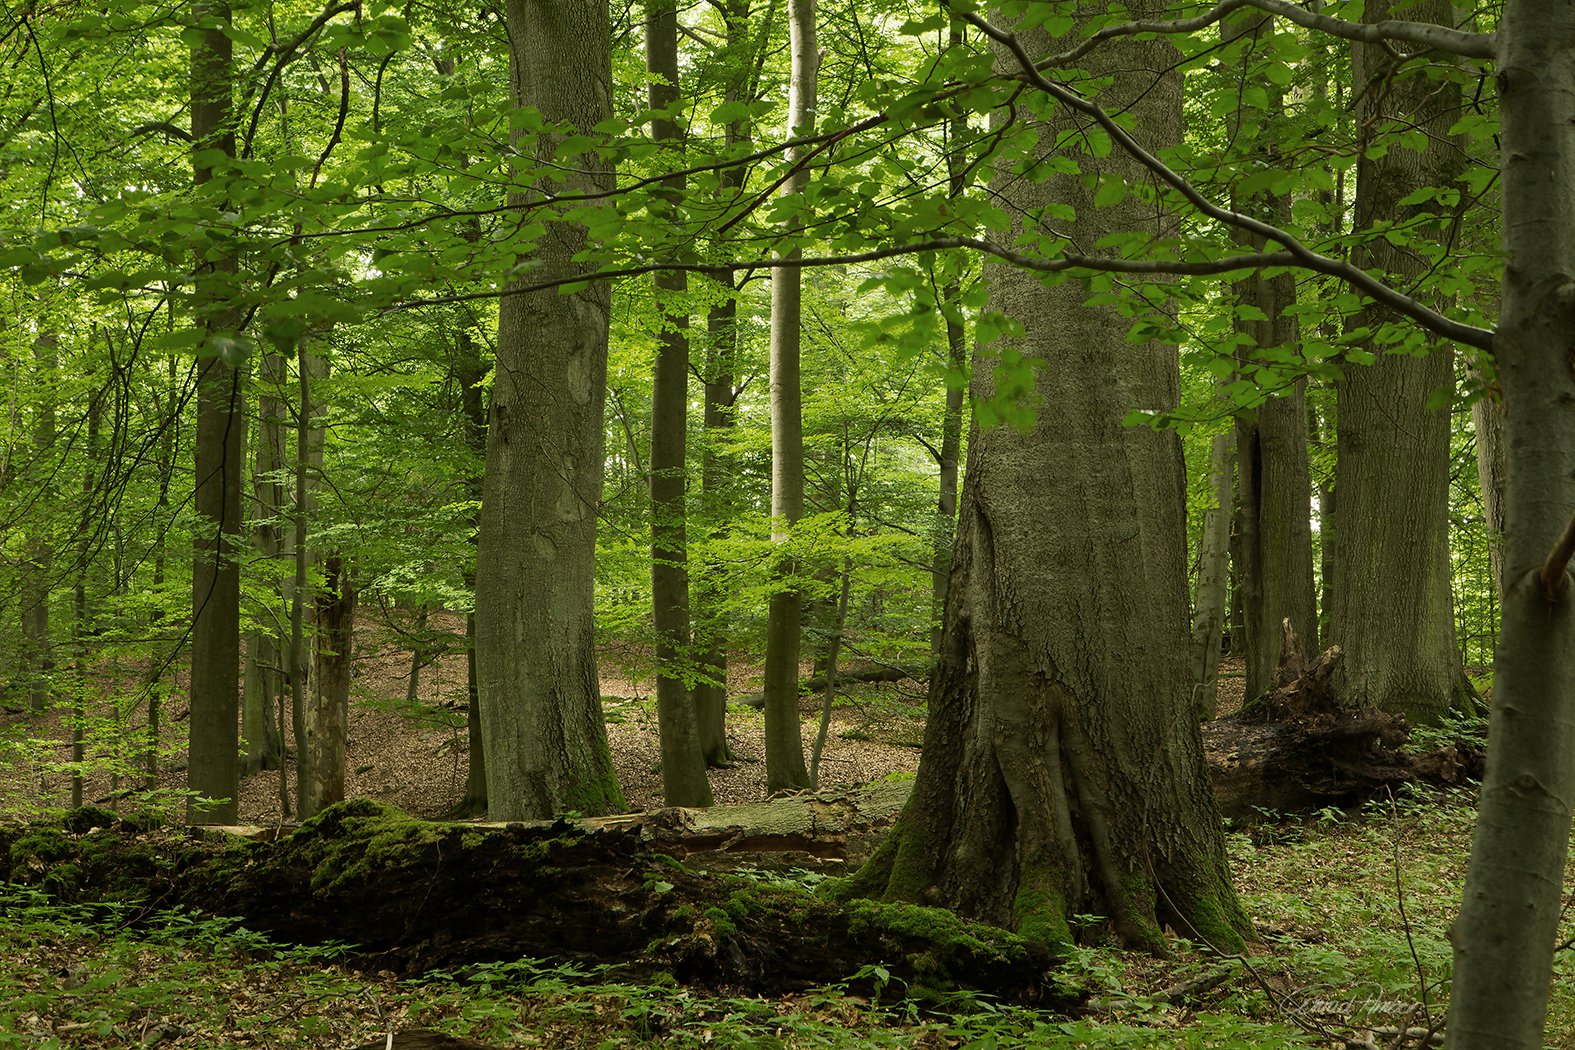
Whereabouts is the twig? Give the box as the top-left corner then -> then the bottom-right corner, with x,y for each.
1537,507 -> 1575,600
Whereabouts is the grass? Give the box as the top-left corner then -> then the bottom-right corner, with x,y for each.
3,786 -> 1569,1047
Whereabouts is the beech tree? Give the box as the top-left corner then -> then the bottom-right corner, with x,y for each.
474,0 -> 626,821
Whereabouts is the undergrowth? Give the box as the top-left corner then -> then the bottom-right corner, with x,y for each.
1,787 -> 1571,1048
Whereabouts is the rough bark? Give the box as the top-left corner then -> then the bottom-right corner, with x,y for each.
760,0 -> 817,793
187,0 -> 245,825
1191,431 -> 1233,719
475,0 -> 624,820
646,0 -> 712,809
302,555 -> 353,818
1449,7 -> 1575,1047
1328,0 -> 1474,724
1223,11 -> 1318,701
848,6 -> 1250,953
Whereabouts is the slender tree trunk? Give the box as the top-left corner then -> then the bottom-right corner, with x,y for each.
1191,431 -> 1234,719
288,347 -> 325,816
454,334 -> 488,816
19,337 -> 55,716
1449,9 -> 1575,1046
404,605 -> 429,706
1329,0 -> 1474,724
70,395 -> 101,811
242,349 -> 286,775
694,293 -> 739,767
476,0 -> 625,820
1307,393 -> 1336,642
1223,11 -> 1317,700
761,0 -> 817,794
848,4 -> 1248,952
1469,364 -> 1506,596
646,0 -> 712,808
187,0 -> 245,824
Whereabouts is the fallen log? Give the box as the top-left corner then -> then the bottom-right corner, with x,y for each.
1202,641 -> 1483,822
737,664 -> 914,708
0,798 -> 1078,1008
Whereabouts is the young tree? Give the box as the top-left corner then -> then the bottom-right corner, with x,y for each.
646,0 -> 713,808
474,0 -> 626,820
847,5 -> 1250,951
760,0 -> 817,793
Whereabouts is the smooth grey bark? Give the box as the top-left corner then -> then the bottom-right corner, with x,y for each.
287,347 -> 324,817
242,349 -> 287,775
475,0 -> 625,821
1449,9 -> 1575,1047
760,0 -> 817,793
1469,366 -> 1506,595
187,0 -> 244,825
850,5 -> 1249,952
646,0 -> 712,808
694,293 -> 739,766
1328,0 -> 1473,724
1191,431 -> 1233,719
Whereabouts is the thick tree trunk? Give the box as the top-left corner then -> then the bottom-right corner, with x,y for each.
646,0 -> 712,808
476,0 -> 624,820
848,6 -> 1249,953
761,0 -> 817,793
1328,0 -> 1473,724
1191,431 -> 1233,719
187,0 -> 245,825
1449,8 -> 1575,1047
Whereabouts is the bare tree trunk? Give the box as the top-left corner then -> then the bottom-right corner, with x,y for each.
288,348 -> 325,817
187,0 -> 245,825
1450,9 -> 1575,1046
19,336 -> 55,716
303,554 -> 352,817
70,394 -> 101,810
694,292 -> 739,767
1191,431 -> 1234,719
1469,364 -> 1506,596
242,350 -> 287,775
1329,0 -> 1474,724
476,0 -> 624,820
646,0 -> 712,809
761,0 -> 817,794
454,333 -> 488,816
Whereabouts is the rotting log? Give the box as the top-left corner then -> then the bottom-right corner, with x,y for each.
1203,642 -> 1483,821
0,797 -> 1077,1007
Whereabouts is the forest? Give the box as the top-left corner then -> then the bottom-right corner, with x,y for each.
1,0 -> 1572,1047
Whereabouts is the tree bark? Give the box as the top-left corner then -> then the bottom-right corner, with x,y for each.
475,0 -> 625,820
187,0 -> 245,825
1449,7 -> 1575,1047
1328,0 -> 1474,725
18,336 -> 55,716
303,554 -> 353,817
761,0 -> 817,793
453,333 -> 488,817
242,349 -> 287,775
646,0 -> 712,809
848,5 -> 1249,953
1468,364 -> 1506,597
1191,431 -> 1233,719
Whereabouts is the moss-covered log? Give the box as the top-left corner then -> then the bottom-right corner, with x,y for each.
0,799 -> 1079,1007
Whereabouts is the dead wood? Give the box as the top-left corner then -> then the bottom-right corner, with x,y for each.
737,664 -> 912,708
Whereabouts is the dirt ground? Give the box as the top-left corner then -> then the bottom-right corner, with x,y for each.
0,618 -> 928,822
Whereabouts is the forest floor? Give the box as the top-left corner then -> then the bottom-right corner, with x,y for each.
6,628 -> 1572,1049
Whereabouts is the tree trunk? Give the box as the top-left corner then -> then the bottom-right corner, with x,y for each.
1191,431 -> 1233,719
694,293 -> 739,766
187,0 -> 245,825
1469,364 -> 1506,597
848,6 -> 1250,953
1329,0 -> 1474,724
475,0 -> 624,820
454,334 -> 488,817
18,336 -> 55,716
1223,11 -> 1318,701
303,554 -> 353,818
1449,8 -> 1575,1046
646,0 -> 712,809
288,347 -> 326,817
242,349 -> 287,775
761,0 -> 817,793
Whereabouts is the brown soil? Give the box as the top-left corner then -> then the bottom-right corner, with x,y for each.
0,617 -> 926,822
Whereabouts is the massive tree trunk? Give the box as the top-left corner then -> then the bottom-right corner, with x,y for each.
760,0 -> 817,793
646,0 -> 712,808
1327,0 -> 1474,724
848,7 -> 1249,952
1449,8 -> 1575,1047
475,0 -> 625,821
187,0 -> 245,825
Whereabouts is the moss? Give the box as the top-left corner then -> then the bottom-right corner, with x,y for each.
1011,867 -> 1072,946
833,817 -> 934,904
844,898 -> 1067,1000
62,806 -> 119,835
1162,866 -> 1252,954
565,735 -> 627,815
702,906 -> 737,939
